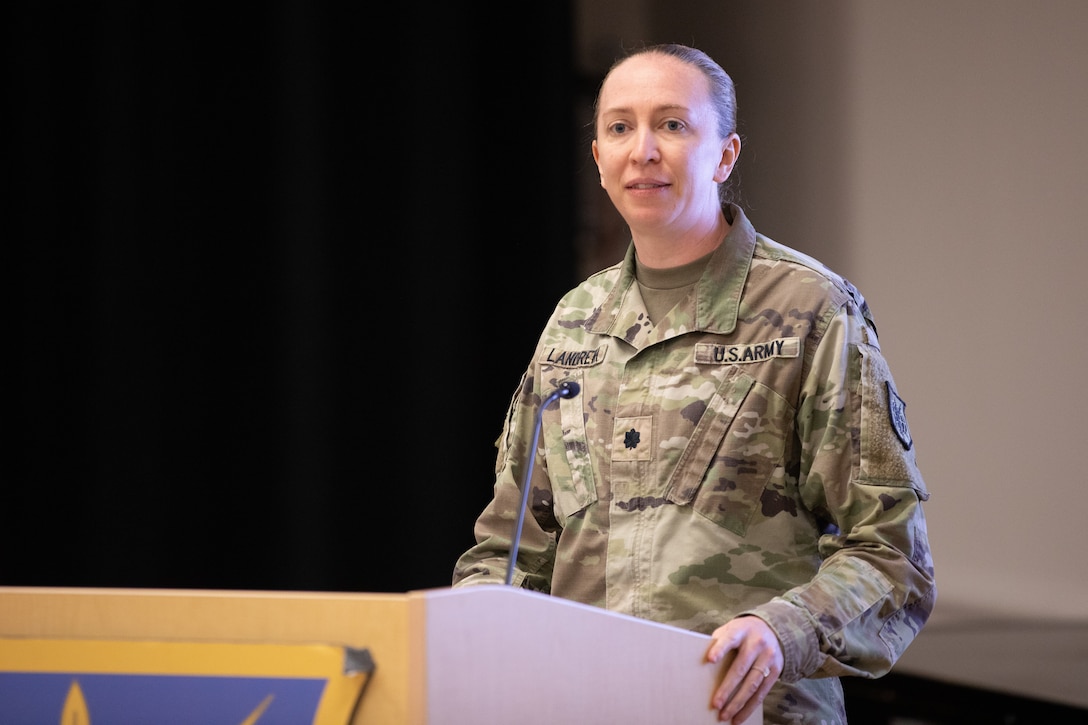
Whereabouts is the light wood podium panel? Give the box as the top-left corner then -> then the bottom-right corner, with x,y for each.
0,585 -> 761,724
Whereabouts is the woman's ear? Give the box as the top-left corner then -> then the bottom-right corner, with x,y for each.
592,139 -> 604,186
714,133 -> 742,183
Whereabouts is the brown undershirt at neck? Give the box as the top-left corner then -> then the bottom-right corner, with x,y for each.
635,249 -> 714,324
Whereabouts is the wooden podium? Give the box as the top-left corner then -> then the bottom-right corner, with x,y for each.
0,585 -> 761,724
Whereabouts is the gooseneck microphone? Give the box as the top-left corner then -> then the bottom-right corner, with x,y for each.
505,380 -> 580,586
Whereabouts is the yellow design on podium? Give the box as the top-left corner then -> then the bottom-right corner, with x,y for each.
0,638 -> 373,725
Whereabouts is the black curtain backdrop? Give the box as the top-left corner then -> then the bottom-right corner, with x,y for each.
10,3 -> 578,593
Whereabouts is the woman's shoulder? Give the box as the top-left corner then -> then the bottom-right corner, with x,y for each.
755,234 -> 860,295
751,233 -> 878,337
753,233 -> 839,278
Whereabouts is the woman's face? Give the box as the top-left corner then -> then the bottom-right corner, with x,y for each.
592,54 -> 738,239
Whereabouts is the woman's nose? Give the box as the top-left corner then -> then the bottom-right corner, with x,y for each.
630,129 -> 660,164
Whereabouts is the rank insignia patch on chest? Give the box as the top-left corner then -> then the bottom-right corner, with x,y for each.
887,381 -> 913,450
612,416 -> 652,461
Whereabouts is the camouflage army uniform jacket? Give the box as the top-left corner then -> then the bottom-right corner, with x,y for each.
453,205 -> 936,723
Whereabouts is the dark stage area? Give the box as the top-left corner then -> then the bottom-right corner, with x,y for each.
10,3 -> 578,594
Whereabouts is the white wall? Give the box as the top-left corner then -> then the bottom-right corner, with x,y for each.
847,0 -> 1088,620
576,0 -> 1088,622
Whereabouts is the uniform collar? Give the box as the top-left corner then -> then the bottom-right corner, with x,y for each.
587,203 -> 757,337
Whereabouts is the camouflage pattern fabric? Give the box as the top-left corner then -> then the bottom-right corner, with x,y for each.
453,205 -> 936,724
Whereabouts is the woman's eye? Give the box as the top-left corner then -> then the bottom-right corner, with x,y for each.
665,120 -> 683,131
610,122 -> 629,134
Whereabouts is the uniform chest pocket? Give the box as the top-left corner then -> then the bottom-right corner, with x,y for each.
665,371 -> 790,536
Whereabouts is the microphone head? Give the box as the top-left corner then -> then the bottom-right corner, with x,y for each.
558,381 -> 580,398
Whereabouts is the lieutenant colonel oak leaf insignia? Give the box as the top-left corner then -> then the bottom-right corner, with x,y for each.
887,381 -> 913,450
624,428 -> 641,450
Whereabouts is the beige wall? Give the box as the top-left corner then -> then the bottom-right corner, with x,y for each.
576,1 -> 1088,622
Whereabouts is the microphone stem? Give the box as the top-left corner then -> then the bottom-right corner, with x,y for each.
505,387 -> 565,587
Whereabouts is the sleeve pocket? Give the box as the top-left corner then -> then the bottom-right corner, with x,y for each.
545,370 -> 599,522
857,344 -> 928,498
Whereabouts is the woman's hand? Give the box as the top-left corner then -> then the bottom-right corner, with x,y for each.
705,615 -> 784,723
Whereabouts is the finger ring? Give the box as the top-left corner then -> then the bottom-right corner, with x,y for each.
755,666 -> 770,678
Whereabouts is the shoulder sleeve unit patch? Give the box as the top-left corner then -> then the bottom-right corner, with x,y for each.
886,381 -> 913,450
